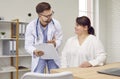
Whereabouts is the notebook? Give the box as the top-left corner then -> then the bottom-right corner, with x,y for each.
97,67 -> 120,77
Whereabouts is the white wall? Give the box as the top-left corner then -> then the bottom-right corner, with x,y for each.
93,0 -> 107,59
106,0 -> 120,63
93,0 -> 107,49
99,0 -> 107,48
98,0 -> 120,63
0,0 -> 37,21
0,0 -> 79,52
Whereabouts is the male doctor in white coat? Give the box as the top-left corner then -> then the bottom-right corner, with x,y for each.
25,2 -> 63,73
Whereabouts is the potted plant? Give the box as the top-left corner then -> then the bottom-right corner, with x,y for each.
0,32 -> 6,38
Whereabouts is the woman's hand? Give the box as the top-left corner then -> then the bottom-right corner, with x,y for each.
79,61 -> 92,68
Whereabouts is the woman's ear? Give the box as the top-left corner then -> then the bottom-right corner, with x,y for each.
84,26 -> 88,31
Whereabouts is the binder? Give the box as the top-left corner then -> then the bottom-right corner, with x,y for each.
2,40 -> 16,55
22,24 -> 26,38
19,24 -> 22,38
11,23 -> 16,38
19,24 -> 26,38
13,40 -> 16,55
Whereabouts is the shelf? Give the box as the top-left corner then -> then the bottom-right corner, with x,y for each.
0,68 -> 30,73
0,19 -> 30,79
18,68 -> 31,72
19,22 -> 28,24
18,54 -> 31,57
0,55 -> 31,58
0,38 -> 25,40
0,20 -> 28,24
0,38 -> 16,40
0,20 -> 13,23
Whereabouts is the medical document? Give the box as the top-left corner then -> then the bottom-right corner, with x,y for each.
34,43 -> 59,59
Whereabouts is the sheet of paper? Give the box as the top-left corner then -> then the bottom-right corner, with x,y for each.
34,43 -> 59,59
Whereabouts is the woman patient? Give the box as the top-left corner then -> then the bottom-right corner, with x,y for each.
61,16 -> 107,68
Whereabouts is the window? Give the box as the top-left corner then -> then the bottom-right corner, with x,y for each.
79,0 -> 93,26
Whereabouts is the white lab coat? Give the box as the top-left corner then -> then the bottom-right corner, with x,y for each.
25,18 -> 63,71
61,35 -> 107,68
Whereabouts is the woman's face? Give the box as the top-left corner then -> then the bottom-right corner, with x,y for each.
75,23 -> 88,35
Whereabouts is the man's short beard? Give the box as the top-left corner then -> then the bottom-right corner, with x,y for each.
45,19 -> 52,23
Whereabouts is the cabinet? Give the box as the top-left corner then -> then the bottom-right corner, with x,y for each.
0,19 -> 31,79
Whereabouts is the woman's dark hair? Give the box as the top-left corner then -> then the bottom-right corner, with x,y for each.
36,2 -> 51,14
76,16 -> 95,35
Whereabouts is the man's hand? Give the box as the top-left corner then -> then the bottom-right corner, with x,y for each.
33,50 -> 44,57
47,39 -> 56,47
79,61 -> 92,68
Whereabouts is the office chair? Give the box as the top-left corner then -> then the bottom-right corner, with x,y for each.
21,71 -> 73,79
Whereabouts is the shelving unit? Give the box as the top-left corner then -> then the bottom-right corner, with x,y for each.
0,19 -> 31,79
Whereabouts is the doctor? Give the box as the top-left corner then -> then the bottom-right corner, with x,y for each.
25,2 -> 63,73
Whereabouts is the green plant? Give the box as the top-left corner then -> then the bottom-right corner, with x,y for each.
1,32 -> 6,35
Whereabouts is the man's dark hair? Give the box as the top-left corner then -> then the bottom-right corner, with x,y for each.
36,2 -> 51,14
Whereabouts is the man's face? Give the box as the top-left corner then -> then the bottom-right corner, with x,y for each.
39,9 -> 54,26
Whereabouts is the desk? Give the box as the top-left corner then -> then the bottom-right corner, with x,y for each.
51,62 -> 120,79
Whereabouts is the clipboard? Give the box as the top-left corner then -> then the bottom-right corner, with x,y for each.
34,43 -> 59,59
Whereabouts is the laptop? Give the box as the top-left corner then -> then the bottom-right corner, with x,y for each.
97,67 -> 120,77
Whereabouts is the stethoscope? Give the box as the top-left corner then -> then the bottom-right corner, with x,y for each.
36,18 -> 56,41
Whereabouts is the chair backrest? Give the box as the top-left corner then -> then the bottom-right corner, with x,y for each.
21,71 -> 73,79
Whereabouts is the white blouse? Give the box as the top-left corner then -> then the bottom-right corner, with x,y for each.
61,35 -> 107,68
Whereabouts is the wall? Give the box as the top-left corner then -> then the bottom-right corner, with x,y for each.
93,0 -> 108,50
0,0 -> 79,52
99,0 -> 107,48
98,0 -> 120,63
106,0 -> 120,63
